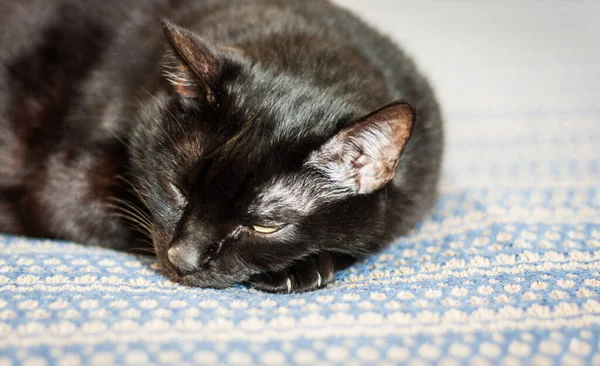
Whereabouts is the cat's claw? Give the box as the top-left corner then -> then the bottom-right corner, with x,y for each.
247,252 -> 336,293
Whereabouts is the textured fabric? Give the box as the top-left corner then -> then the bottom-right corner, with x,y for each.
1,1 -> 600,365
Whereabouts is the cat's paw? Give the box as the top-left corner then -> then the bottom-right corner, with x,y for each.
247,252 -> 336,293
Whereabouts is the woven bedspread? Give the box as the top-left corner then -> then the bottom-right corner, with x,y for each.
1,1 -> 599,365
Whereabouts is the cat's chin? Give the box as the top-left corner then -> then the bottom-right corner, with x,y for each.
161,268 -> 235,289
156,257 -> 245,289
180,274 -> 233,289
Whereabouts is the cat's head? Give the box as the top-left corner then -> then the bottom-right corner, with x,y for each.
129,22 -> 415,288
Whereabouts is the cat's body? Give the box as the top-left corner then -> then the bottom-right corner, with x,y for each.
0,0 -> 443,292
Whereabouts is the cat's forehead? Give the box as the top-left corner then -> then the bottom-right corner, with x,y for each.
250,174 -> 328,217
227,69 -> 354,142
249,170 -> 351,218
200,76 -> 343,165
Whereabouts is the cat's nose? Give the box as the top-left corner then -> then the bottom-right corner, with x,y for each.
167,242 -> 202,275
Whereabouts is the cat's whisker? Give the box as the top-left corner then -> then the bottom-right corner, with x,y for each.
138,238 -> 155,248
114,175 -> 143,198
133,229 -> 154,242
105,127 -> 130,149
109,212 -> 152,234
105,200 -> 153,227
107,206 -> 154,233
105,203 -> 153,230
112,215 -> 153,239
106,197 -> 153,227
129,243 -> 156,255
114,175 -> 154,213
131,249 -> 156,256
110,215 -> 155,243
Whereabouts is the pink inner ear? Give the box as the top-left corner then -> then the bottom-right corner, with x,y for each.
308,102 -> 414,194
350,138 -> 402,194
163,51 -> 216,101
164,61 -> 201,98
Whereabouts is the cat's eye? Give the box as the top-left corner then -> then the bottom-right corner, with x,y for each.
251,225 -> 282,234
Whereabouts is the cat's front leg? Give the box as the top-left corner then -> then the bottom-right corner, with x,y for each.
247,252 -> 355,293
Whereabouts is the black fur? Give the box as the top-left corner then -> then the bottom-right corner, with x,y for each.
0,0 -> 443,292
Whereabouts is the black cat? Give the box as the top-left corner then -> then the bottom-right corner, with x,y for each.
0,0 -> 443,292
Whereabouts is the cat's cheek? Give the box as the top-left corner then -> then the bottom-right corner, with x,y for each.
157,259 -> 184,285
180,259 -> 258,289
146,191 -> 186,239
152,242 -> 184,284
149,220 -> 182,272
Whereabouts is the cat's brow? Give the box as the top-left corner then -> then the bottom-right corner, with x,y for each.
254,174 -> 350,216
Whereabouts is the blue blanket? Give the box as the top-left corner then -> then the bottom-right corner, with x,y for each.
1,1 -> 599,365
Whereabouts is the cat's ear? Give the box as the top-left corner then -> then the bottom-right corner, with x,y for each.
307,102 -> 415,194
161,21 -> 221,100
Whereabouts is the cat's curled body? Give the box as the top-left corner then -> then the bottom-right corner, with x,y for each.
0,0 -> 443,292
